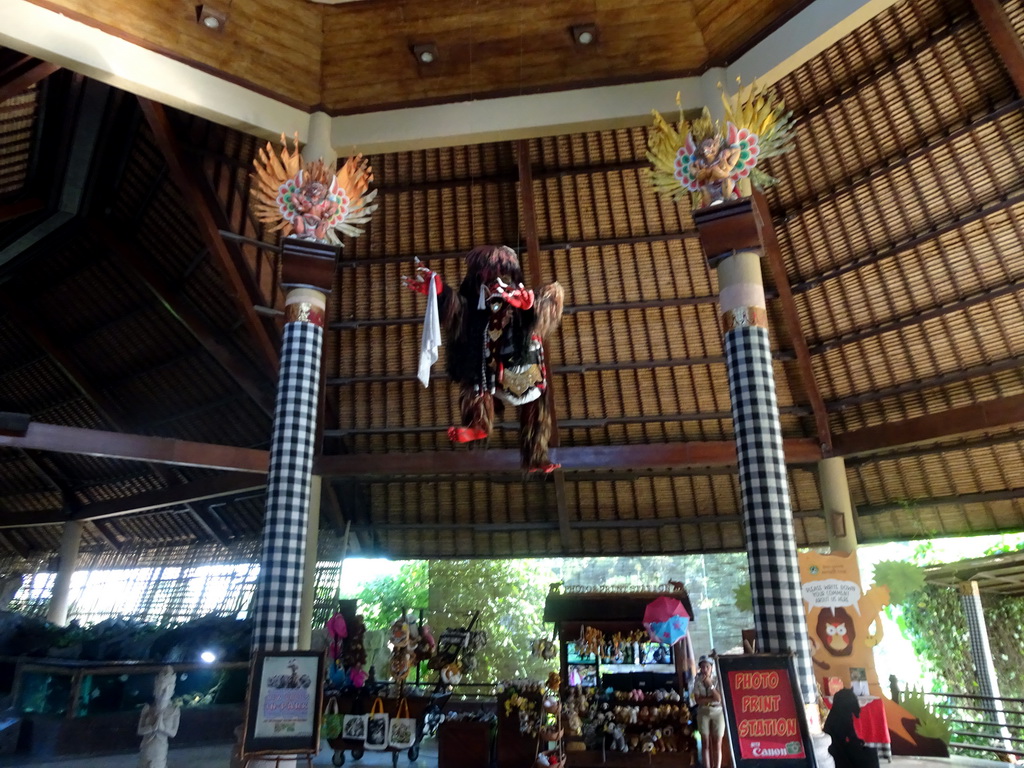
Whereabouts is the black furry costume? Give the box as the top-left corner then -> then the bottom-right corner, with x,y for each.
414,245 -> 564,470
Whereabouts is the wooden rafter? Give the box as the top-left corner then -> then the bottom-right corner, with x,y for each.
517,139 -> 570,550
315,438 -> 822,477
95,223 -> 276,417
90,519 -> 123,552
0,421 -> 268,474
754,192 -> 832,456
137,98 -> 280,376
0,55 -> 59,103
834,393 -> 1024,457
970,0 -> 1024,97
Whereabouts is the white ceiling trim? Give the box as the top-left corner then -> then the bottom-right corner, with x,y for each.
1,0 -> 901,155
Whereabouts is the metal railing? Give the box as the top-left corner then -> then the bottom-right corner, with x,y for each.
922,690 -> 1024,761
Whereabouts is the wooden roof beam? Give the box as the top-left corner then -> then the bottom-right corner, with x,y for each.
857,487 -> 1024,518
971,0 -> 1024,97
792,188 -> 1024,294
138,98 -> 280,377
89,519 -> 123,551
834,393 -> 1024,457
518,139 -> 570,550
828,354 -> 1024,411
0,419 -> 268,474
315,438 -> 822,477
0,473 -> 265,529
0,55 -> 59,102
755,192 -> 832,456
186,506 -> 231,548
95,223 -> 276,417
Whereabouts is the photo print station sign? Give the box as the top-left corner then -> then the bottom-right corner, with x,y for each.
716,654 -> 817,768
242,650 -> 325,758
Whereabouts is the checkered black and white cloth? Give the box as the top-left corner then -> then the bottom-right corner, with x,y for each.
726,325 -> 816,702
961,583 -> 1001,701
252,321 -> 323,651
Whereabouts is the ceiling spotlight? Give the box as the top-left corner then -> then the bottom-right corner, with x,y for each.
412,43 -> 439,65
572,24 -> 598,47
195,5 -> 227,31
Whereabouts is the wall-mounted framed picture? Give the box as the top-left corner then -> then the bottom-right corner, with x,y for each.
241,650 -> 325,759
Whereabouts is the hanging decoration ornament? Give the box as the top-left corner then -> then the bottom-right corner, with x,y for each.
646,81 -> 796,209
251,133 -> 378,244
402,245 -> 565,472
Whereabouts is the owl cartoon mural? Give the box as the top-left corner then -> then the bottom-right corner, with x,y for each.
798,551 -> 949,757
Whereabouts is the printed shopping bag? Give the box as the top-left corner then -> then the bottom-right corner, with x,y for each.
342,713 -> 368,741
388,698 -> 417,750
321,697 -> 343,740
365,697 -> 389,750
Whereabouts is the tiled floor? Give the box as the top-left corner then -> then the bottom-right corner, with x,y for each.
0,738 -> 438,767
0,741 -> 1010,768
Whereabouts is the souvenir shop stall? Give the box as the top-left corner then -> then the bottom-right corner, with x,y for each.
542,584 -> 700,767
319,601 -> 481,767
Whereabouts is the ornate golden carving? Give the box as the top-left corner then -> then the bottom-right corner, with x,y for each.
285,302 -> 325,327
721,305 -> 767,332
502,364 -> 542,397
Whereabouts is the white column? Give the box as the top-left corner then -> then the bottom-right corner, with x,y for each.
819,456 -> 858,553
46,520 -> 82,626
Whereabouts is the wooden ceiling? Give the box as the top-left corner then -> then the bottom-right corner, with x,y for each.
2,0 -> 1024,566
24,0 -> 811,113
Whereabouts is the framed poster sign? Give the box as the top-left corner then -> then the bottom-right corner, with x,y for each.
716,653 -> 817,768
242,650 -> 325,758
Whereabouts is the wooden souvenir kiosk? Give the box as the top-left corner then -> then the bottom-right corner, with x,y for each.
543,585 -> 699,766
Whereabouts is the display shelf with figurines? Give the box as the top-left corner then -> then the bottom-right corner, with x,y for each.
543,583 -> 700,767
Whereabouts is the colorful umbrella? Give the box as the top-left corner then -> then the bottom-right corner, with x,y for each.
643,596 -> 691,645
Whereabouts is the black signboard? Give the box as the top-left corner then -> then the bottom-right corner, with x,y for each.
242,650 -> 325,758
716,653 -> 817,768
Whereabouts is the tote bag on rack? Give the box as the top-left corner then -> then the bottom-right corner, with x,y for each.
342,711 -> 368,741
321,697 -> 343,740
365,697 -> 389,750
388,698 -> 417,750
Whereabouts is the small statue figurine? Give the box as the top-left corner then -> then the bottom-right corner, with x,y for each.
137,665 -> 180,768
250,133 -> 378,245
647,83 -> 795,209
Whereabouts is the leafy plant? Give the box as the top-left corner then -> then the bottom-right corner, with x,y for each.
872,561 -> 924,603
733,583 -> 752,613
900,687 -> 951,742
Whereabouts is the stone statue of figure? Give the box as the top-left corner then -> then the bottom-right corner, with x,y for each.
138,665 -> 180,768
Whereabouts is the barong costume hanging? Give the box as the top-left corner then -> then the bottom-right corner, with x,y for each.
405,245 -> 564,472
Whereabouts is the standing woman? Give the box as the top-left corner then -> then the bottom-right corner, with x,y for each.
694,655 -> 725,768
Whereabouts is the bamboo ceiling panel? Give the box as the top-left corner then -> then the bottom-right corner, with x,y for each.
0,87 -> 37,196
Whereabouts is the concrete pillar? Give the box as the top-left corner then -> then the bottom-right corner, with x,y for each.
297,475 -> 322,651
819,456 -> 858,553
304,112 -> 336,168
46,520 -> 82,626
693,199 -> 816,704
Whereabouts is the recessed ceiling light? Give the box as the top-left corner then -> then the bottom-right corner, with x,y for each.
571,24 -> 599,47
195,5 -> 227,32
411,43 -> 439,66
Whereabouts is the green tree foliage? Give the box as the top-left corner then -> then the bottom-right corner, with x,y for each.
354,559 -> 556,685
898,585 -> 1024,699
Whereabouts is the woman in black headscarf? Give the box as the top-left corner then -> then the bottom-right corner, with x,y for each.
824,688 -> 879,768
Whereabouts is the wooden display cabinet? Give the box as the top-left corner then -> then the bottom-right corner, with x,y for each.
544,586 -> 699,767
